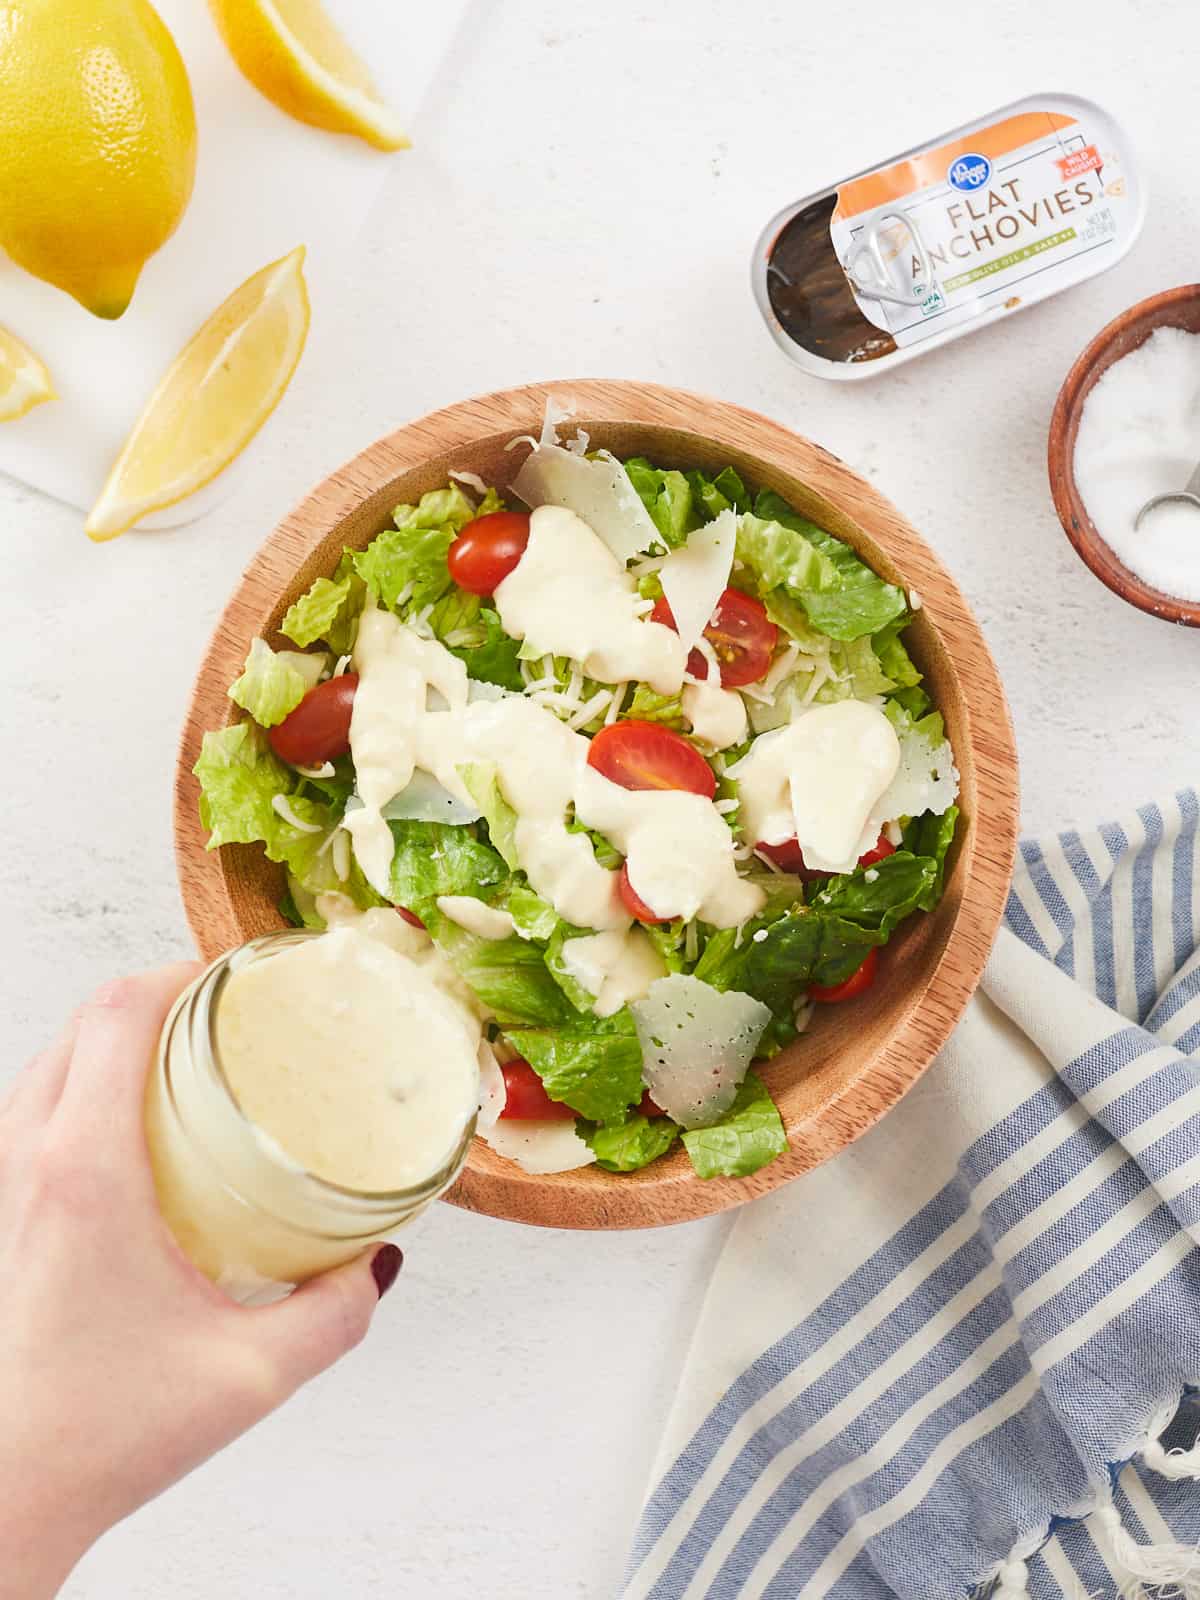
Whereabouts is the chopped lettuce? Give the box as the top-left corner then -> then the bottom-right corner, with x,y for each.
507,1009 -> 644,1122
353,486 -> 478,613
624,683 -> 685,727
194,723 -> 293,851
281,554 -> 365,653
449,606 -> 524,691
430,920 -> 574,1026
504,881 -> 561,943
903,805 -> 959,903
544,924 -> 597,1014
873,619 -> 922,690
227,639 -> 309,728
813,851 -> 940,936
750,490 -> 908,641
458,762 -> 520,870
565,810 -> 622,870
694,903 -> 884,1017
681,1071 -> 786,1179
736,513 -> 838,597
579,1112 -> 679,1172
387,819 -> 508,910
624,457 -> 750,547
641,919 -> 688,973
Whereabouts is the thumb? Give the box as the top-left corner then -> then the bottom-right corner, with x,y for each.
246,1244 -> 402,1397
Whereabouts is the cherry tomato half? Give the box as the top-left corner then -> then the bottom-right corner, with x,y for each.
446,511 -> 531,595
755,830 -> 897,880
396,907 -> 425,930
587,720 -> 716,798
268,674 -> 358,767
499,1057 -> 576,1121
858,833 -> 897,868
638,1090 -> 667,1118
809,947 -> 878,1003
619,862 -> 668,925
651,587 -> 777,688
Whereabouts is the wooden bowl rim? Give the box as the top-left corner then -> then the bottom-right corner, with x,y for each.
174,379 -> 1018,1230
1048,283 -> 1200,628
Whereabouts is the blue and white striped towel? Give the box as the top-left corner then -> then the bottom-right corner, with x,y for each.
626,794 -> 1200,1600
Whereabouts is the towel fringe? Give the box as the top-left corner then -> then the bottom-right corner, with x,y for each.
1088,1502 -> 1200,1598
1141,1434 -> 1200,1482
992,1558 -> 1031,1598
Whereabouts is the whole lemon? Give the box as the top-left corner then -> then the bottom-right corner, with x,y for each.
0,0 -> 197,319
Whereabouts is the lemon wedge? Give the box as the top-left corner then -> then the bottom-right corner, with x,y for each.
208,0 -> 409,152
0,328 -> 56,422
86,246 -> 310,542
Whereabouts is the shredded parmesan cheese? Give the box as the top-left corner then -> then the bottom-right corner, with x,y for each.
271,795 -> 322,833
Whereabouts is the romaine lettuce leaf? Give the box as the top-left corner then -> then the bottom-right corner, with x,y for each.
812,851 -> 939,935
544,924 -> 596,1013
281,550 -> 367,652
736,513 -> 837,596
903,805 -> 959,904
427,919 -> 574,1026
693,903 -> 884,1011
449,606 -> 524,691
624,459 -> 700,549
579,1112 -> 679,1172
504,881 -> 561,942
624,684 -> 685,727
751,490 -> 907,641
506,1009 -> 644,1121
352,485 -> 479,613
194,723 -> 293,851
387,819 -> 508,910
873,619 -> 922,690
227,639 -> 309,728
641,919 -> 687,973
458,762 -> 520,870
681,1071 -> 786,1178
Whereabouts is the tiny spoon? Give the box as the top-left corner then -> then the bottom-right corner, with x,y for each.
1134,459 -> 1200,530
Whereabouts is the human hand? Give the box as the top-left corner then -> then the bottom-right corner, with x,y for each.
0,965 -> 401,1600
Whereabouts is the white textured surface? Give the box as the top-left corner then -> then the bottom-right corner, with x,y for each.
0,0 -> 468,516
2,1 -> 1197,1596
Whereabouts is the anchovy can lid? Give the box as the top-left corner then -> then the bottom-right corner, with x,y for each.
753,93 -> 1145,381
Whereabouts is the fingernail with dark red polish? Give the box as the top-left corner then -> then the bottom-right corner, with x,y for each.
371,1244 -> 403,1299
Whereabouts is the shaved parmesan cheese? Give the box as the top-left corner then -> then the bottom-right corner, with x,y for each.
476,1039 -> 507,1130
380,769 -> 482,825
630,975 -> 771,1130
449,468 -> 489,495
559,928 -> 667,1017
436,896 -> 516,941
480,1118 -> 597,1175
659,509 -> 736,653
870,726 -> 959,833
512,444 -> 661,565
271,794 -> 322,833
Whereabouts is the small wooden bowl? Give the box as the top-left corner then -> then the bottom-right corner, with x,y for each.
1048,284 -> 1200,627
175,380 -> 1018,1230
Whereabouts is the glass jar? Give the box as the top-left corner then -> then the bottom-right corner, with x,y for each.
145,931 -> 476,1303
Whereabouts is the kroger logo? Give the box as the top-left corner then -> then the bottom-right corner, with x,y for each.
947,152 -> 992,192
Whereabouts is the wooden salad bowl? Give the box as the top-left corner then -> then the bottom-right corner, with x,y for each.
174,380 -> 1019,1230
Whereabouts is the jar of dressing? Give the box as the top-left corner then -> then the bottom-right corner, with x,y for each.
145,925 -> 481,1302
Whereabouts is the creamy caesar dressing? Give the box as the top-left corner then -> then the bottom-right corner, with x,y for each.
345,602 -> 469,894
348,608 -> 761,931
215,925 -> 481,1192
732,700 -> 900,873
493,505 -> 686,694
435,895 -> 516,940
559,927 -> 668,1017
574,762 -> 764,925
683,678 -> 748,750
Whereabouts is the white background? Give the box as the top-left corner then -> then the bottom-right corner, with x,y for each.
2,2 -> 1196,1597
